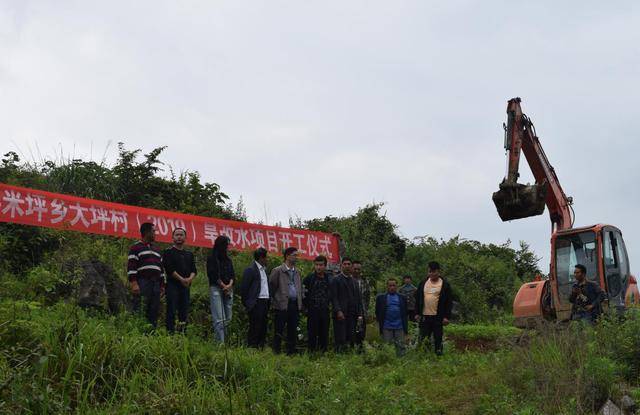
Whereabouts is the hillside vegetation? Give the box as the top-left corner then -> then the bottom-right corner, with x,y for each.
1,147 -> 639,414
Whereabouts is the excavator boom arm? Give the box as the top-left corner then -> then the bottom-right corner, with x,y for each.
493,98 -> 573,231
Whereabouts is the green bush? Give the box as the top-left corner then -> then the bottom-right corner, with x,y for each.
0,224 -> 62,274
392,237 -> 540,322
494,323 -> 626,414
594,310 -> 640,381
2,147 -> 545,324
0,146 -> 238,220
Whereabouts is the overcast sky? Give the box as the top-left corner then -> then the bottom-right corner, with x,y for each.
2,1 -> 639,272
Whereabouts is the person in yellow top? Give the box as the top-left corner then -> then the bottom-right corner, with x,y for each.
414,261 -> 453,355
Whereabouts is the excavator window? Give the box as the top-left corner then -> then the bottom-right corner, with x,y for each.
603,228 -> 630,304
555,231 -> 598,304
604,231 -> 620,269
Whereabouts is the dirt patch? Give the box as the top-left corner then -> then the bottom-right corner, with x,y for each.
448,336 -> 500,352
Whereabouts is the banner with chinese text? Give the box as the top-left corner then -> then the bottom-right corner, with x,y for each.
0,183 -> 339,261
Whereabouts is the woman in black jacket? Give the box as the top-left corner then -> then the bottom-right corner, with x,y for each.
207,235 -> 235,342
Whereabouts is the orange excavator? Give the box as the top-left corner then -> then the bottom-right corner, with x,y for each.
492,97 -> 639,327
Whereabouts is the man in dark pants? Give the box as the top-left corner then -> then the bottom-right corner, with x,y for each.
414,261 -> 453,355
375,278 -> 408,355
162,228 -> 196,334
240,248 -> 270,348
269,247 -> 303,355
330,257 -> 363,353
569,263 -> 605,324
303,255 -> 332,353
127,222 -> 164,328
352,260 -> 370,350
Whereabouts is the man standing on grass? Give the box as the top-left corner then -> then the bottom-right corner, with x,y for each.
269,247 -> 303,355
375,278 -> 408,355
128,222 -> 164,328
240,248 -> 271,348
303,255 -> 332,353
569,263 -> 605,324
415,261 -> 453,355
330,257 -> 363,352
162,228 -> 196,334
399,275 -> 417,322
352,260 -> 370,349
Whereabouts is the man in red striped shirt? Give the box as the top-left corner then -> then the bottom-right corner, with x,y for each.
128,222 -> 164,328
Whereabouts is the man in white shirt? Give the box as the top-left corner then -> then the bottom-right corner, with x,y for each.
414,261 -> 453,356
240,248 -> 271,348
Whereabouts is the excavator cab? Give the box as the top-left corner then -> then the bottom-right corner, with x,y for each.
552,225 -> 630,318
552,228 -> 601,320
514,225 -> 632,326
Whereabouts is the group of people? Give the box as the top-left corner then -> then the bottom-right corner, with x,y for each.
127,222 -> 453,355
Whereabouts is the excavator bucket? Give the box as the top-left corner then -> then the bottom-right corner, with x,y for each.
492,182 -> 547,221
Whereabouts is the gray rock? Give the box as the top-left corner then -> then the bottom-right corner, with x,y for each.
620,395 -> 636,414
451,300 -> 461,320
599,400 -> 623,415
70,260 -> 129,313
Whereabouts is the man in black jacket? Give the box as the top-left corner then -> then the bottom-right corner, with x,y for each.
414,261 -> 453,355
330,257 -> 363,353
240,248 -> 270,348
303,255 -> 332,353
375,278 -> 408,355
162,228 -> 197,334
569,263 -> 605,323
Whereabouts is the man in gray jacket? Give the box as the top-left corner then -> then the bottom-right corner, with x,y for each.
269,247 -> 303,354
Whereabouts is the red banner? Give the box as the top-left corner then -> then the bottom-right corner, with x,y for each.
0,183 -> 339,261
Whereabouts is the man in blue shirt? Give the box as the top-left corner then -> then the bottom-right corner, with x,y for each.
375,278 -> 408,355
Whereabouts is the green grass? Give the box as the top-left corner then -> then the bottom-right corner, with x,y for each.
3,298 -> 637,414
3,273 -> 640,415
446,324 -> 521,342
0,300 -> 511,414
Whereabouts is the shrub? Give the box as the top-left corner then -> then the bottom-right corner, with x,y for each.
594,310 -> 640,381
495,323 -> 624,414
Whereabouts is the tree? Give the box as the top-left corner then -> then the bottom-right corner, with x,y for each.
0,145 -> 241,275
302,203 -> 406,284
394,236 -> 541,322
515,241 -> 543,280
